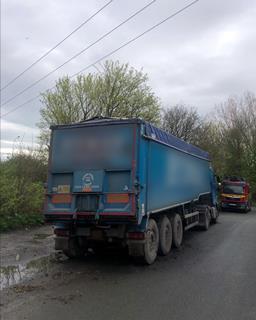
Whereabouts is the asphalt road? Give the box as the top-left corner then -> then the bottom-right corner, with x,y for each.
2,209 -> 256,320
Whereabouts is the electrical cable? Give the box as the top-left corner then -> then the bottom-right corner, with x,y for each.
1,0 -> 200,118
1,0 -> 157,106
0,0 -> 114,91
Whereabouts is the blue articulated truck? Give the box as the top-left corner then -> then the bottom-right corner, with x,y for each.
44,117 -> 219,264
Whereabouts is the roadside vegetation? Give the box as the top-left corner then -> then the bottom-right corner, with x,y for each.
1,60 -> 255,231
0,151 -> 47,231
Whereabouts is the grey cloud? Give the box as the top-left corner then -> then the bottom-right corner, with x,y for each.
1,0 -> 256,143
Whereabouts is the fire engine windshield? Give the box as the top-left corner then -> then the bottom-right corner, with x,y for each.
223,184 -> 244,195
50,124 -> 134,172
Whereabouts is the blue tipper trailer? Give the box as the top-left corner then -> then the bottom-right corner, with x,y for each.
44,117 -> 219,264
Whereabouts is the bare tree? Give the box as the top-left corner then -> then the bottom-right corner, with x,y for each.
162,104 -> 201,144
217,92 -> 256,195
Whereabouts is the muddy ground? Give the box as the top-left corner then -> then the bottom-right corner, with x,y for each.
1,209 -> 256,320
1,225 -> 54,267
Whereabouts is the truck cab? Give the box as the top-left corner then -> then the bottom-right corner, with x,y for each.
221,176 -> 251,213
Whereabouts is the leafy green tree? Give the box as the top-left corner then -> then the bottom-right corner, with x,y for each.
38,60 -> 161,145
0,151 -> 47,231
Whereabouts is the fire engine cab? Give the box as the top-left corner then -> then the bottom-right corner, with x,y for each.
221,176 -> 251,213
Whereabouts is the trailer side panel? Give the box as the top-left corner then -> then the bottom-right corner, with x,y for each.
146,138 -> 211,213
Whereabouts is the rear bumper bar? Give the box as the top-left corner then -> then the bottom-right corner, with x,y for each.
44,211 -> 137,224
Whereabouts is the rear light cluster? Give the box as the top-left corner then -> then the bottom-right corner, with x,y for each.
127,232 -> 145,240
107,193 -> 129,203
51,194 -> 72,204
50,193 -> 129,205
54,228 -> 70,237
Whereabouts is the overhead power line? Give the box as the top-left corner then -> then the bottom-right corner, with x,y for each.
0,0 -> 114,91
1,0 -> 200,118
1,0 -> 157,107
70,0 -> 200,78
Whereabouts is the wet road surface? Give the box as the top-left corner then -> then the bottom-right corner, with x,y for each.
1,209 -> 256,320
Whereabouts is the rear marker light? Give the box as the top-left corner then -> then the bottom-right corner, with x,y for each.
107,193 -> 129,203
51,194 -> 72,204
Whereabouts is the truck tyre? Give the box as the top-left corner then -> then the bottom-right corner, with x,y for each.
63,238 -> 85,259
171,214 -> 183,248
143,218 -> 159,264
211,207 -> 219,224
158,216 -> 172,256
202,208 -> 210,231
211,216 -> 218,224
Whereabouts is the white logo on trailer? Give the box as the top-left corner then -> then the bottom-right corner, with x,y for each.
82,173 -> 94,188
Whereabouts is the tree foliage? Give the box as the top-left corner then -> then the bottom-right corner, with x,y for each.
38,60 -> 161,145
216,92 -> 256,197
195,121 -> 226,176
0,151 -> 47,231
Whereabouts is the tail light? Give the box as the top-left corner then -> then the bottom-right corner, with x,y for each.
107,193 -> 129,203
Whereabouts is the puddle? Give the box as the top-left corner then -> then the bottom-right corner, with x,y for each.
0,253 -> 66,290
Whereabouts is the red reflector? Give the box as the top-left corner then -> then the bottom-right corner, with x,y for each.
107,193 -> 129,203
51,194 -> 72,204
54,228 -> 69,237
128,232 -> 145,240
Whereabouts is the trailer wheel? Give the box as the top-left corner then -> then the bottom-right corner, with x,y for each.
143,218 -> 159,264
158,216 -> 172,256
202,208 -> 210,231
63,238 -> 85,259
172,214 -> 183,248
211,207 -> 219,224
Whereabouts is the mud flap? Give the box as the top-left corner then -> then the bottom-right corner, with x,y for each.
127,240 -> 145,257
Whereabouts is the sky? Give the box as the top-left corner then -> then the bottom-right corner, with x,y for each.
1,0 -> 256,157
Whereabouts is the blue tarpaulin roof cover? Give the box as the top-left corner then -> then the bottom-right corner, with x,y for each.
51,117 -> 210,161
144,122 -> 210,161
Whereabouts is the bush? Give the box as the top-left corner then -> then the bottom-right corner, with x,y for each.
0,152 -> 47,232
